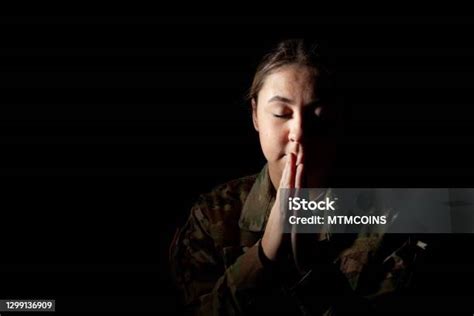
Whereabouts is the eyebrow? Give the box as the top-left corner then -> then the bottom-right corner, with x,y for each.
267,95 -> 321,106
268,95 -> 295,104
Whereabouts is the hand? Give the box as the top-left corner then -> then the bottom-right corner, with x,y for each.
261,142 -> 304,262
289,143 -> 313,273
291,143 -> 329,273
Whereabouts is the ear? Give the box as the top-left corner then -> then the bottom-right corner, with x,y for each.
251,98 -> 259,132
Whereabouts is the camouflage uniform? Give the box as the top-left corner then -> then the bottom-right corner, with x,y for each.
170,165 -> 428,315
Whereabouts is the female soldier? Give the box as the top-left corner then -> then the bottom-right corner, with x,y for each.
170,39 -> 422,315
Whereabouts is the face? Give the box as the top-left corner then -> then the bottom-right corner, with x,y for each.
252,64 -> 335,189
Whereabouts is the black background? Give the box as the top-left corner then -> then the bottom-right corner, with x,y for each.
2,13 -> 474,314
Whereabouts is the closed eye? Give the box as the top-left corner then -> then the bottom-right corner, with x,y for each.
314,106 -> 323,118
273,114 -> 291,119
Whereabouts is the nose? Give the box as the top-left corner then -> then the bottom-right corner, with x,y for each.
289,115 -> 304,143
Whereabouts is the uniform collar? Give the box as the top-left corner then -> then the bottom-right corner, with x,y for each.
239,164 -> 276,232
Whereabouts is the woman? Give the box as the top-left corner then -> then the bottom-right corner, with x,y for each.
170,39 -> 422,315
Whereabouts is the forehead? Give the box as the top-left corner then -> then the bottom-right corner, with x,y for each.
258,64 -> 317,102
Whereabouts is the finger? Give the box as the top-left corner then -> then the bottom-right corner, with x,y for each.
279,152 -> 292,189
288,152 -> 296,189
296,143 -> 304,166
295,163 -> 304,189
290,141 -> 299,157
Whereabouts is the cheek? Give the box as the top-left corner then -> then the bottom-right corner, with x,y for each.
258,122 -> 288,161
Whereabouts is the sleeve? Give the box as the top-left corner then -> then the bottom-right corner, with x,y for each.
287,239 -> 371,315
169,200 -> 278,316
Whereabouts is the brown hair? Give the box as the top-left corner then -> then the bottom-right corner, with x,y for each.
248,39 -> 332,103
